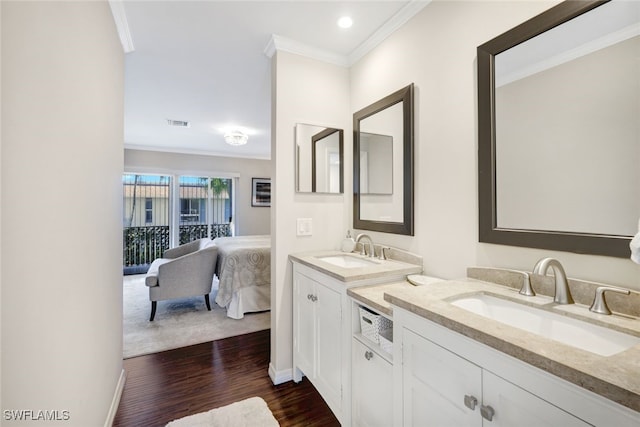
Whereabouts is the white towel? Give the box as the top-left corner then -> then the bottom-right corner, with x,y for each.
631,218 -> 640,264
631,232 -> 640,264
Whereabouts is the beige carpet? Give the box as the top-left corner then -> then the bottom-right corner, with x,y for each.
165,397 -> 279,427
123,275 -> 271,358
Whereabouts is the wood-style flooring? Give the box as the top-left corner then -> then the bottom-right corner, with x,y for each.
113,329 -> 340,427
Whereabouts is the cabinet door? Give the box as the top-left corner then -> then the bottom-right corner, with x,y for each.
482,371 -> 589,427
293,273 -> 316,380
315,281 -> 342,404
402,329 -> 482,427
352,338 -> 393,427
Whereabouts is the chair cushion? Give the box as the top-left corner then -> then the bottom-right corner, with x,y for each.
145,258 -> 172,287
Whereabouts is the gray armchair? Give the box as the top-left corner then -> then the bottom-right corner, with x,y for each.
145,238 -> 218,321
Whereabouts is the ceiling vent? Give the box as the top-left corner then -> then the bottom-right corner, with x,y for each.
167,119 -> 190,128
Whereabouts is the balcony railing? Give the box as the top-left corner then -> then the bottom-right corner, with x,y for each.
123,223 -> 232,274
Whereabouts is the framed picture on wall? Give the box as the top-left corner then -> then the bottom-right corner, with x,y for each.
252,178 -> 271,207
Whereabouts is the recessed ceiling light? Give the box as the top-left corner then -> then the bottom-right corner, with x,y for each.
337,16 -> 353,29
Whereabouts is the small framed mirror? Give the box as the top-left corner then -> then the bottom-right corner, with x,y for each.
295,123 -> 344,194
354,84 -> 414,235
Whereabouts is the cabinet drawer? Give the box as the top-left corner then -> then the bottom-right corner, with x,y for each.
352,338 -> 393,427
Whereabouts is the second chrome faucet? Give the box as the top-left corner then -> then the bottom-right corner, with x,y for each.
531,257 -> 574,305
355,233 -> 375,258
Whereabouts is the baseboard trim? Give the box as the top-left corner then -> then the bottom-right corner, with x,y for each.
104,369 -> 126,427
268,363 -> 292,385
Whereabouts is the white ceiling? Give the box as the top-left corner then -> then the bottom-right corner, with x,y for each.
118,1 -> 428,159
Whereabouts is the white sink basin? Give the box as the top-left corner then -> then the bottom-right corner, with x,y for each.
317,254 -> 380,269
450,293 -> 640,357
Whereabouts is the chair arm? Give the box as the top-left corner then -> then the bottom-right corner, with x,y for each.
163,239 -> 204,259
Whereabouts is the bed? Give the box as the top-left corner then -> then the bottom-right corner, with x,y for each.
213,235 -> 271,319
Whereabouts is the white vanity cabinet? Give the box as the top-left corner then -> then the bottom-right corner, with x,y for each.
401,328 -> 587,427
292,261 -> 356,426
352,337 -> 393,427
293,267 -> 342,408
393,307 -> 639,427
291,256 -> 422,426
351,300 -> 395,427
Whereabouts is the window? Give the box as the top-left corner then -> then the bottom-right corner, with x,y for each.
145,198 -> 153,223
179,176 -> 234,244
180,199 -> 201,223
122,173 -> 235,272
122,174 -> 171,273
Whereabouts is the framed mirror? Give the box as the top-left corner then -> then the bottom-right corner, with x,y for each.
354,83 -> 414,235
478,0 -> 638,258
295,123 -> 344,194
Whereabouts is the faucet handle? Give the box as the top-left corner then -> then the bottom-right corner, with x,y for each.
518,273 -> 535,296
589,286 -> 630,315
358,244 -> 366,256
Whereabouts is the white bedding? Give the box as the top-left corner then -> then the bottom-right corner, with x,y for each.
213,235 -> 271,319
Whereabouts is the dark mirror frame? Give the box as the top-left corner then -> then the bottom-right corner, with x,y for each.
354,83 -> 414,235
311,127 -> 344,193
478,0 -> 631,258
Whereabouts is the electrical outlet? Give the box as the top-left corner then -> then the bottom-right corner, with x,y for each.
296,218 -> 313,236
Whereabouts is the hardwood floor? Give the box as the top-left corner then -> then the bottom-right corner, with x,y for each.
113,329 -> 340,427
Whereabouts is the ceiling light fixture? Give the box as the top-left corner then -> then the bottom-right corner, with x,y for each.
337,16 -> 353,29
224,130 -> 249,146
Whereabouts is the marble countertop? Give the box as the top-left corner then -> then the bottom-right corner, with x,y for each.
351,278 -> 640,413
289,250 -> 422,283
386,280 -> 640,412
348,280 -> 415,316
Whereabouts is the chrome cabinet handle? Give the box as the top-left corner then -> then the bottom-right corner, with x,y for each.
364,351 -> 373,360
480,404 -> 495,421
307,294 -> 312,300
306,294 -> 317,302
463,394 -> 478,411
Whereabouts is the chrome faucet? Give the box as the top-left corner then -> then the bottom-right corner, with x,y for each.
532,258 -> 574,304
355,233 -> 375,258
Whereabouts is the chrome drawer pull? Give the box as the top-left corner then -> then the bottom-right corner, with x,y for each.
480,404 -> 495,421
463,394 -> 478,410
364,351 -> 373,360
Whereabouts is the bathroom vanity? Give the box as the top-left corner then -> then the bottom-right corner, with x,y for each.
290,245 -> 640,427
289,250 -> 422,426
386,285 -> 640,426
294,251 -> 640,427
372,274 -> 639,427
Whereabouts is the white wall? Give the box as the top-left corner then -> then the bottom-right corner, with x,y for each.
496,37 -> 640,235
350,0 -> 640,290
124,149 -> 271,236
270,51 -> 351,382
1,2 -> 124,425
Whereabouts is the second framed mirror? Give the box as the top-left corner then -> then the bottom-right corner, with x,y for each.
295,123 -> 344,194
353,83 -> 414,235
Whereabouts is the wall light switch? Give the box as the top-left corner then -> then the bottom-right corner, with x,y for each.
297,218 -> 313,236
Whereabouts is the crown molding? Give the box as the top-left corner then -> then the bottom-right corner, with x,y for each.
264,34 -> 349,67
348,0 -> 430,66
264,1 -> 430,67
109,0 -> 135,53
124,143 -> 272,161
496,22 -> 640,87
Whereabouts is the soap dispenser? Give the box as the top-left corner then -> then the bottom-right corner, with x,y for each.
341,230 -> 356,253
